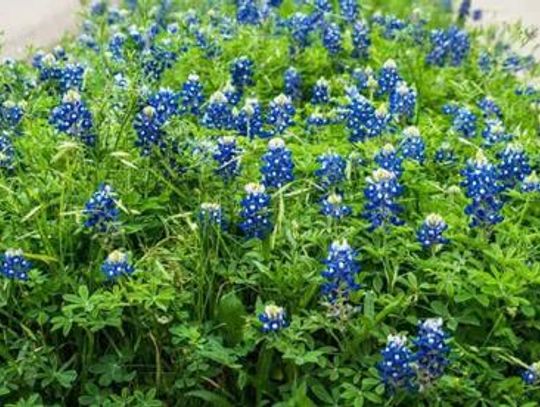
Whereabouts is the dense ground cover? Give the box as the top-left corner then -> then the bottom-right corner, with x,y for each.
0,0 -> 539,405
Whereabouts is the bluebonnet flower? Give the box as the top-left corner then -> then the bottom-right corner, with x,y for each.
179,74 -> 205,116
389,81 -> 417,119
363,168 -> 404,230
372,13 -> 407,40
352,67 -> 375,92
339,0 -> 359,22
322,22 -> 342,55
522,172 -> 540,193
53,46 -> 67,61
417,214 -> 449,248
458,0 -> 471,20
1,249 -> 32,281
365,105 -> 392,139
35,53 -> 60,82
461,151 -> 504,228
202,91 -> 234,130
473,9 -> 483,21
284,67 -> 301,100
452,107 -> 477,138
427,27 -> 470,67
482,119 -> 511,146
261,138 -> 294,189
90,0 -> 106,15
108,32 -> 126,61
478,97 -> 502,118
352,21 -> 371,59
142,45 -> 177,81
289,12 -> 313,48
231,56 -> 254,89
239,183 -> 273,239
58,63 -> 85,93
148,88 -> 179,119
375,144 -> 403,177
522,363 -> 540,385
222,82 -> 242,106
0,133 -> 15,171
311,78 -> 330,105
236,98 -> 265,138
378,334 -> 416,393
101,250 -> 134,280
237,0 -> 263,25
199,203 -> 226,229
414,318 -> 451,388
435,143 -> 456,164
133,106 -> 166,155
259,304 -> 288,333
213,136 -> 242,181
377,59 -> 401,96
307,112 -> 329,128
320,193 -> 352,219
497,143 -> 531,190
50,90 -> 96,146
345,93 -> 375,142
83,184 -> 120,232
478,52 -> 492,73
442,102 -> 458,116
321,240 -> 361,302
266,94 -> 295,135
315,153 -> 346,188
400,127 -> 425,164
1,101 -> 24,129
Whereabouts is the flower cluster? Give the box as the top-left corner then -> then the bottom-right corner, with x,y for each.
522,172 -> 540,193
1,101 -> 24,130
461,151 -> 503,227
352,21 -> 371,59
236,98 -> 265,139
259,305 -> 288,333
322,22 -> 342,55
451,107 -> 477,138
202,91 -> 234,130
400,127 -> 425,163
378,334 -> 416,393
427,26 -> 470,67
101,250 -> 134,280
1,249 -> 32,281
49,90 -> 96,146
230,56 -> 254,89
266,94 -> 295,135
435,143 -> 456,164
284,67 -> 301,100
261,138 -> 294,189
389,82 -> 417,119
377,59 -> 401,96
239,183 -> 272,239
179,74 -> 205,116
482,119 -> 511,146
375,144 -> 403,177
213,136 -> 242,181
0,133 -> 15,171
321,240 -> 361,302
478,97 -> 502,118
311,78 -> 330,105
83,184 -> 120,232
497,143 -> 531,190
320,193 -> 352,219
339,0 -> 358,22
315,153 -> 346,189
414,318 -> 451,388
417,214 -> 449,248
363,168 -> 404,230
522,363 -> 539,385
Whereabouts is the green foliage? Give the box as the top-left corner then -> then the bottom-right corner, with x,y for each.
0,0 -> 539,405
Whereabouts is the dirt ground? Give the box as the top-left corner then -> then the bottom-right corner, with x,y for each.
0,0 -> 539,59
